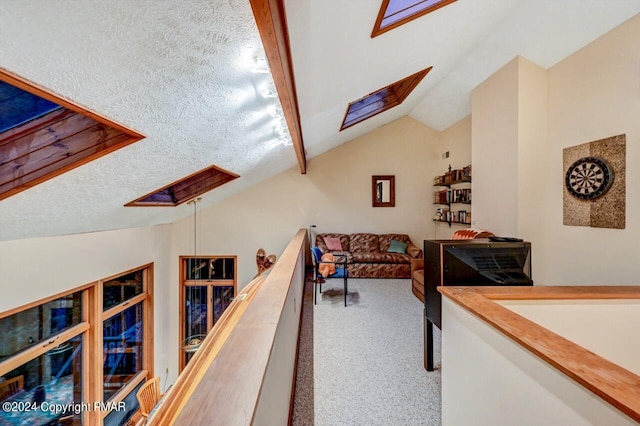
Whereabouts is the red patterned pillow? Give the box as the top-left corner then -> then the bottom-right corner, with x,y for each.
452,228 -> 495,240
323,237 -> 343,251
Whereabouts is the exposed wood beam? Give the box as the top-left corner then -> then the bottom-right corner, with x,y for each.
250,0 -> 307,174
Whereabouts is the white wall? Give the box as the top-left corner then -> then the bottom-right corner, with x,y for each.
441,297 -> 637,426
0,225 -> 175,383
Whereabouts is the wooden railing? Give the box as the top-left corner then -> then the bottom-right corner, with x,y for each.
148,229 -> 308,425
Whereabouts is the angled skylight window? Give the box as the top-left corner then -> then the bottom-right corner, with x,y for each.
0,70 -> 145,202
0,82 -> 62,133
340,66 -> 432,131
371,0 -> 457,38
125,164 -> 239,207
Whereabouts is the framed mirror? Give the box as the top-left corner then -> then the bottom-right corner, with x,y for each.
372,175 -> 395,207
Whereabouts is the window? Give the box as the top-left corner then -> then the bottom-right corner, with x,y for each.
371,0 -> 457,37
103,271 -> 144,311
0,264 -> 153,425
99,265 -> 153,408
180,256 -> 236,370
125,164 -> 239,207
0,291 -> 88,425
0,69 -> 145,202
340,66 -> 432,130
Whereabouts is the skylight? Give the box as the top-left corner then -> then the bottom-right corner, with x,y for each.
340,66 -> 432,131
371,0 -> 457,37
0,70 -> 145,201
125,164 -> 239,207
0,82 -> 62,133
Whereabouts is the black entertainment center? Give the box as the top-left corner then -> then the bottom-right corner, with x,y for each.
423,239 -> 533,371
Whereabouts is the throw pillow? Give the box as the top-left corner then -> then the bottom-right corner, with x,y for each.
323,237 -> 343,251
387,239 -> 408,254
452,228 -> 495,240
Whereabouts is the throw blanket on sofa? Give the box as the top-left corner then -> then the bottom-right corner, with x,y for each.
319,253 -> 337,277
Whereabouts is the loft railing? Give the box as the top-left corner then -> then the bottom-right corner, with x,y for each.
148,229 -> 308,425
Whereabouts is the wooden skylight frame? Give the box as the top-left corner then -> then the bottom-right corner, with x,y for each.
371,0 -> 457,38
0,68 -> 145,201
340,66 -> 432,131
125,164 -> 239,207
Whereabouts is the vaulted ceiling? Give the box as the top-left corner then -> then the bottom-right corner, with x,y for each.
0,0 -> 638,242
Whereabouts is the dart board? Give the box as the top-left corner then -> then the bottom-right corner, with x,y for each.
565,156 -> 613,200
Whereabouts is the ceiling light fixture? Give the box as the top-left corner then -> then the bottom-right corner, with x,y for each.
182,197 -> 207,354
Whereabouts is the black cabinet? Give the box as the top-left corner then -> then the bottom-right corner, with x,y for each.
423,239 -> 532,371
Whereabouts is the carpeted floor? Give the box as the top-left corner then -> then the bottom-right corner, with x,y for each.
293,277 -> 442,426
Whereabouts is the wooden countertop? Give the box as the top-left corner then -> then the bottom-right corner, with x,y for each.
438,286 -> 640,423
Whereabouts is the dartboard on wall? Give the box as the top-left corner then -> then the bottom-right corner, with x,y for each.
565,156 -> 613,200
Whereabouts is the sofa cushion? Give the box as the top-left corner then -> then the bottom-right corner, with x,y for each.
323,236 -> 343,251
380,234 -> 422,258
378,234 -> 411,251
349,233 -> 379,253
387,239 -> 408,254
351,251 -> 411,264
316,233 -> 349,253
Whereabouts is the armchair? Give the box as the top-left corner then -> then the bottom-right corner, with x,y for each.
136,376 -> 162,420
311,247 -> 349,306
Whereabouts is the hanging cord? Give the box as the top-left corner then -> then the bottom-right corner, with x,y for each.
188,197 -> 202,258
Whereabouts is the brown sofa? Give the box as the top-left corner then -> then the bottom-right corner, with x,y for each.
411,228 -> 495,302
315,233 -> 422,278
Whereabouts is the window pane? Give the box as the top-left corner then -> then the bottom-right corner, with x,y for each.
381,0 -> 448,29
0,337 -> 83,425
103,270 -> 144,311
210,258 -> 235,280
183,286 -> 208,365
213,286 -> 234,323
103,380 -> 143,426
103,304 -> 143,401
185,258 -> 212,280
0,292 -> 82,359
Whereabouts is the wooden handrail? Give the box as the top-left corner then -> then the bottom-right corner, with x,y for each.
439,286 -> 640,422
149,229 -> 308,425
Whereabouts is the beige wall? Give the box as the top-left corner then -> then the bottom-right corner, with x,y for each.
170,115 -> 445,288
544,13 -> 640,285
516,57 -> 550,281
500,299 -> 640,375
434,116 -> 473,239
441,297 -> 638,425
472,57 -> 520,236
0,115 -> 468,388
472,13 -> 639,285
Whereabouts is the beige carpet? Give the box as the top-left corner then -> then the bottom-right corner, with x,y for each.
308,278 -> 442,426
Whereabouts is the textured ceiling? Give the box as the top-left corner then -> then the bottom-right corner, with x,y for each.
0,0 -> 296,241
0,0 -> 639,241
286,0 -> 640,155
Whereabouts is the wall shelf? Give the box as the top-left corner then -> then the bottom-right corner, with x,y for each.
433,165 -> 472,227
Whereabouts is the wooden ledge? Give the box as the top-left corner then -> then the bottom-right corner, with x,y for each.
439,286 -> 640,423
